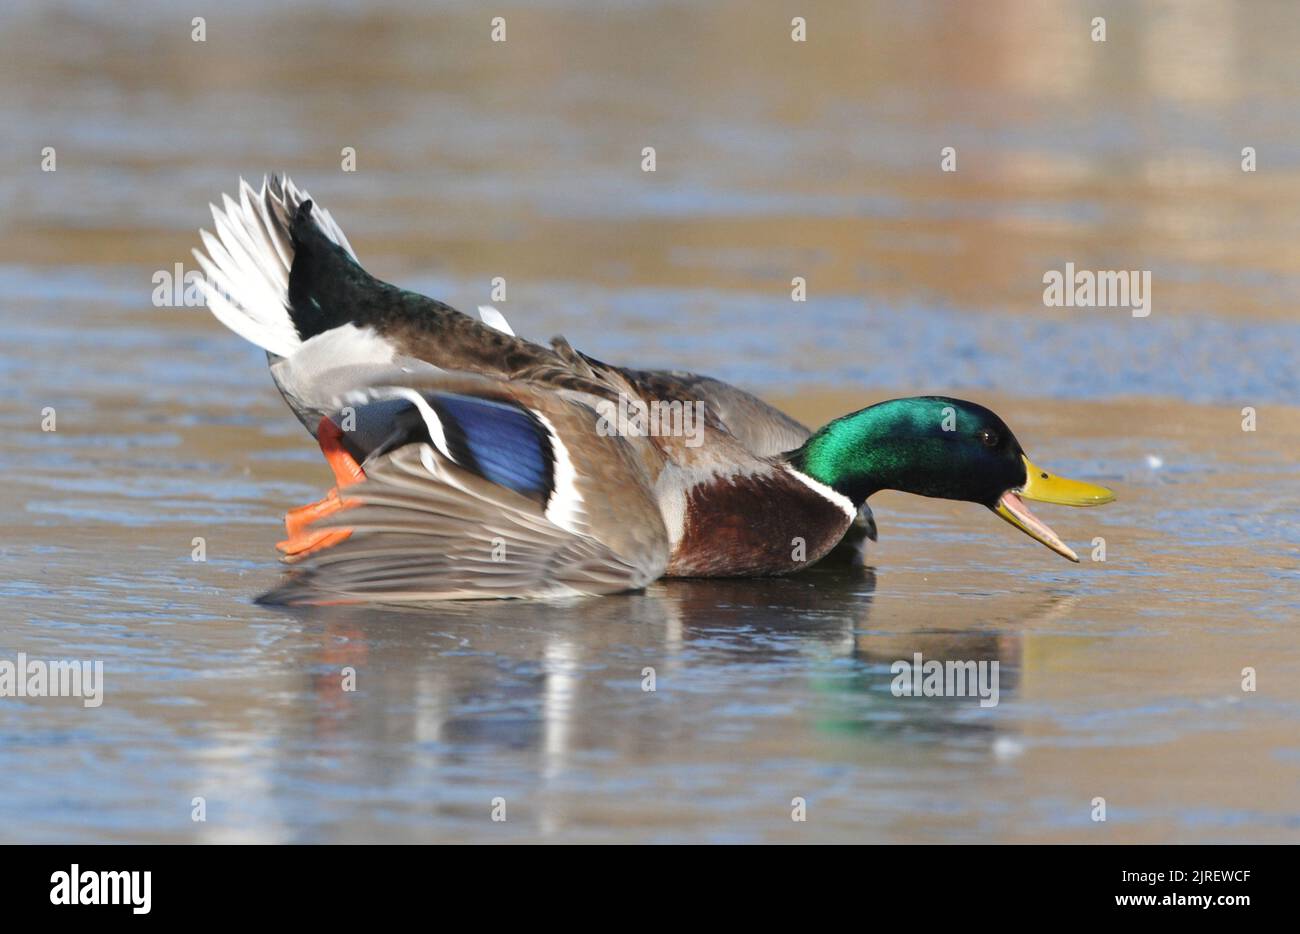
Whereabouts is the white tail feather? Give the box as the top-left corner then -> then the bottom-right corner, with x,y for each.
477,305 -> 515,335
194,175 -> 358,358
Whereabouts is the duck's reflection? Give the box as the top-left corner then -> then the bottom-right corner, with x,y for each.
274,562 -> 1082,802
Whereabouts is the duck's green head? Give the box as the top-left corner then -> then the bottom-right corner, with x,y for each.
790,396 -> 1114,561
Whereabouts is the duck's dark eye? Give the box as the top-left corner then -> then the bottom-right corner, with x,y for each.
978,429 -> 999,448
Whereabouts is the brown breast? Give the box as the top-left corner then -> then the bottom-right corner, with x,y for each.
666,468 -> 854,578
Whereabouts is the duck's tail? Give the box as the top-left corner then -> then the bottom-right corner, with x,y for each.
193,175 -> 358,358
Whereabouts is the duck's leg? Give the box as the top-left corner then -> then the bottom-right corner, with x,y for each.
277,418 -> 365,562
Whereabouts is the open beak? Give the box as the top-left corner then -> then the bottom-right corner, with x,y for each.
993,456 -> 1115,562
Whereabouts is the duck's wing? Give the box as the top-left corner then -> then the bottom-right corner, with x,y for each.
259,372 -> 670,604
610,368 -> 812,457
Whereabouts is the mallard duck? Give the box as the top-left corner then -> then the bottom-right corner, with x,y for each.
194,175 -> 1114,604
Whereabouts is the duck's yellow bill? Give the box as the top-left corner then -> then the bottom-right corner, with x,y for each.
994,457 -> 1115,562
1019,458 -> 1116,507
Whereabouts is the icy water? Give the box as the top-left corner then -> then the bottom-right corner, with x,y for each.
1,1 -> 1298,843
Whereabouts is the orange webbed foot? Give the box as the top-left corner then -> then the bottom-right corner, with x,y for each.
277,417 -> 366,563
